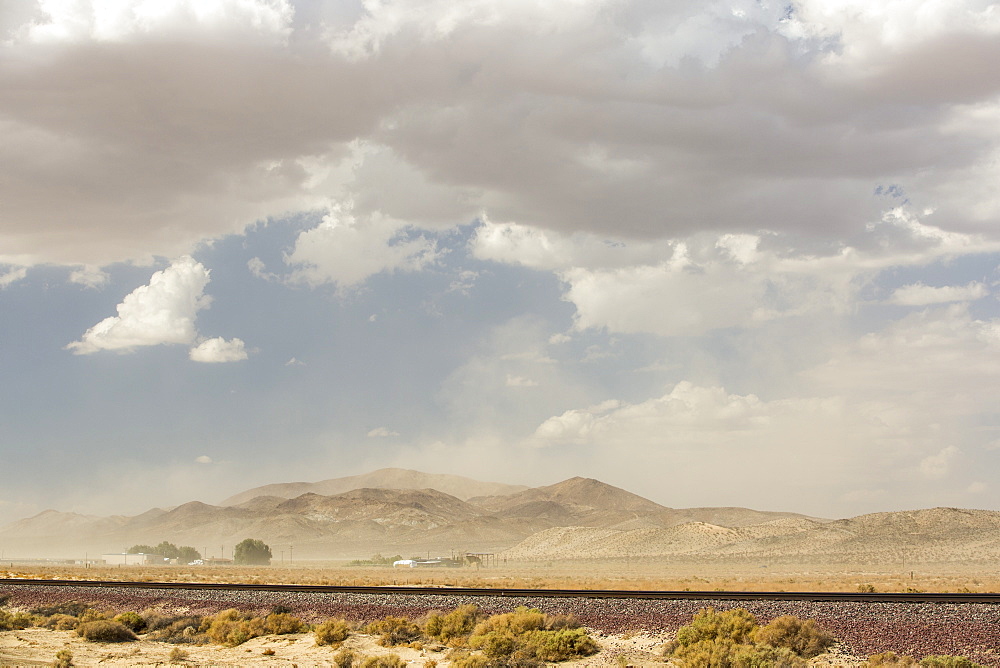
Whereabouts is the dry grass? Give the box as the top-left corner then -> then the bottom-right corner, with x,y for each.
5,560 -> 1000,593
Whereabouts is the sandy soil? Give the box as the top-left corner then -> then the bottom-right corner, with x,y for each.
0,627 -> 869,667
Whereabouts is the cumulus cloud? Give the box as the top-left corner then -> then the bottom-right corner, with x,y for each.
69,266 -> 109,288
66,256 -> 211,354
195,455 -> 214,464
367,427 -> 400,438
189,337 -> 248,363
919,446 -> 960,480
888,281 -> 989,305
285,205 -> 441,288
505,375 -> 538,388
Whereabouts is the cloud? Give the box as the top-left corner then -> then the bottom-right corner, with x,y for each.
505,375 -> 538,388
195,455 -> 214,464
0,266 -> 27,288
66,256 -> 211,354
285,357 -> 305,366
285,205 -> 441,289
5,0 -> 1000,269
189,337 -> 248,363
919,446 -> 959,480
367,427 -> 400,438
887,281 -> 989,305
69,266 -> 109,288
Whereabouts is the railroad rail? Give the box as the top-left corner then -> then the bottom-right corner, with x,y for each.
2,578 -> 999,604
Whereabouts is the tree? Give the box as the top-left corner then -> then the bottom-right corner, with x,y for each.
177,546 -> 201,562
233,538 -> 272,565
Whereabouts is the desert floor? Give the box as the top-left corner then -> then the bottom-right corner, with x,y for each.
5,558 -> 1000,593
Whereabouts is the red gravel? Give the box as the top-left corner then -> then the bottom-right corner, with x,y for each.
3,583 -> 999,665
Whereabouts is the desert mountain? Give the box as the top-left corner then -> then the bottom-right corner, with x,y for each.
220,468 -> 529,506
501,507 -> 1000,565
7,471 -> 998,566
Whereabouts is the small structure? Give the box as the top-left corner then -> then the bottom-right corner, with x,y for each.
102,553 -> 165,566
393,558 -> 459,568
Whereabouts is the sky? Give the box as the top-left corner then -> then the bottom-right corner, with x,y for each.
2,0 -> 1000,524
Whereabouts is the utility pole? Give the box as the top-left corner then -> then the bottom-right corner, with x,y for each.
289,545 -> 293,565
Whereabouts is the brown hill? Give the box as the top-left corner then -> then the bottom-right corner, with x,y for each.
220,468 -> 528,506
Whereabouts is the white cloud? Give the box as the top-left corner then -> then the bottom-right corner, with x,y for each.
505,374 -> 538,388
189,337 -> 248,363
195,455 -> 214,464
69,265 -> 109,288
21,0 -> 294,44
66,256 -> 211,354
0,266 -> 27,288
286,205 -> 441,289
888,281 -> 989,305
285,357 -> 305,366
919,446 -> 959,480
367,427 -> 400,438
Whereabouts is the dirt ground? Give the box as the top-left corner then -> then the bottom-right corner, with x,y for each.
0,626 -> 870,667
5,559 -> 1000,593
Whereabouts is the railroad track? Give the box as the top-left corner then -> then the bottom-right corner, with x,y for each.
3,578 -> 999,604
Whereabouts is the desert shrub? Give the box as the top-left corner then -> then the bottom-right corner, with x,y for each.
360,654 -> 407,668
671,638 -> 806,667
168,647 -> 189,663
315,618 -> 352,646
752,615 -> 835,658
520,627 -> 599,662
263,647 -> 276,655
145,616 -> 207,644
366,615 -> 423,646
866,652 -> 918,666
919,657 -> 983,668
471,607 -> 546,637
333,648 -> 360,667
114,611 -> 147,633
858,583 -> 878,593
467,609 -> 598,664
53,649 -> 74,667
78,608 -> 107,623
29,601 -> 90,618
42,614 -> 79,631
76,619 -> 138,643
205,608 -> 266,646
447,652 -> 491,668
675,608 -> 758,647
0,609 -> 37,631
265,611 -> 307,634
425,605 -> 481,644
425,660 -> 438,668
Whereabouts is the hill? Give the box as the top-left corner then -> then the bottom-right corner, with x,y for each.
220,468 -> 529,506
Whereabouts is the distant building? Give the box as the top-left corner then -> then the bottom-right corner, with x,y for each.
102,553 -> 166,566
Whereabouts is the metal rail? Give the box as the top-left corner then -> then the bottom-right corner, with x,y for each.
2,578 -> 999,604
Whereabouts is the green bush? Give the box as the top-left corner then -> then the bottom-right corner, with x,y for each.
233,538 -> 272,565
366,616 -> 423,646
521,627 -> 599,662
471,607 -> 546,637
265,611 -> 307,635
76,620 -> 138,643
671,638 -> 806,667
114,611 -> 147,633
466,608 -> 598,664
360,655 -> 407,668
424,604 -> 481,644
315,618 -> 353,646
752,615 -> 835,658
675,608 -> 757,646
0,609 -> 37,631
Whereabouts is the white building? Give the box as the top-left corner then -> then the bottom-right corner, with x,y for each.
102,553 -> 166,566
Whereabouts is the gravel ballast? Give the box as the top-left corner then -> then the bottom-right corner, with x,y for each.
3,582 -> 999,665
